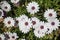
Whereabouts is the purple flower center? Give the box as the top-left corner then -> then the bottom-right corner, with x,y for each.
32,21 -> 36,25
51,22 -> 55,26
12,36 -> 15,38
49,13 -> 52,17
47,28 -> 49,31
31,6 -> 35,10
16,20 -> 19,23
8,21 -> 11,24
40,25 -> 44,29
25,22 -> 28,26
5,6 -> 7,9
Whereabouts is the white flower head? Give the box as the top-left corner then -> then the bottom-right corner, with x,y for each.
3,17 -> 15,27
34,29 -> 45,38
0,1 -> 11,12
11,0 -> 20,4
4,32 -> 18,40
26,2 -> 39,14
47,18 -> 60,30
0,34 -> 5,40
31,17 -> 40,29
0,9 -> 4,18
8,33 -> 18,40
36,21 -> 47,33
44,9 -> 57,19
18,18 -> 32,34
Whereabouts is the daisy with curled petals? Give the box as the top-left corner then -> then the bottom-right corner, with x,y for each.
3,17 -> 15,27
11,0 -> 19,4
31,17 -> 40,29
0,9 -> 4,18
44,9 -> 57,20
4,32 -> 12,40
26,2 -> 39,14
18,18 -> 32,34
34,29 -> 45,38
45,23 -> 53,34
47,18 -> 60,30
0,1 -> 11,12
0,34 -> 5,40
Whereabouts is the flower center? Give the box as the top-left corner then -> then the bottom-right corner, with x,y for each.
47,28 -> 49,31
31,6 -> 35,10
40,25 -> 44,29
25,22 -> 28,26
12,36 -> 15,38
32,21 -> 36,25
5,34 -> 10,39
0,37 -> 2,40
16,20 -> 19,23
0,11 -> 2,16
51,22 -> 55,26
49,13 -> 52,17
8,21 -> 11,24
5,6 -> 7,9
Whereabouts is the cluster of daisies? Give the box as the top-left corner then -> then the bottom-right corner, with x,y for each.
0,32 -> 25,40
0,32 -> 18,40
0,0 -> 20,12
0,0 -> 60,40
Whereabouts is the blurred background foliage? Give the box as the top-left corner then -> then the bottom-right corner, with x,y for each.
0,0 -> 60,40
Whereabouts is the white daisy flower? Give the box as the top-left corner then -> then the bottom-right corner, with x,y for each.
18,18 -> 32,34
47,18 -> 60,30
0,9 -> 4,18
16,15 -> 28,27
0,1 -> 11,12
44,9 -> 57,19
3,17 -> 15,27
34,21 -> 47,38
31,17 -> 40,29
34,29 -> 45,38
26,2 -> 39,14
8,33 -> 18,40
11,0 -> 20,4
0,34 -> 5,40
45,23 -> 53,34
4,32 -> 18,40
36,21 -> 47,33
